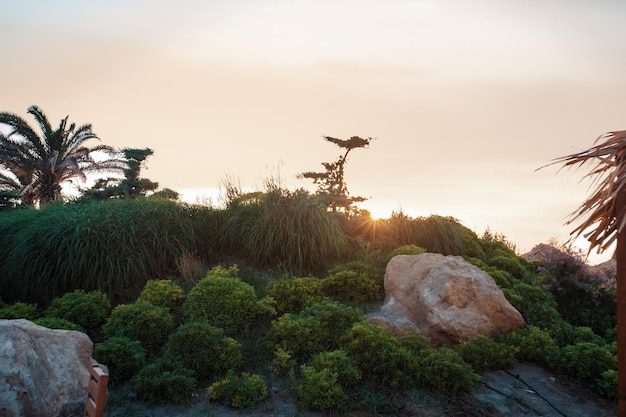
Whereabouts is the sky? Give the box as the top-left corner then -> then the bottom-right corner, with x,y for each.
2,0 -> 626,264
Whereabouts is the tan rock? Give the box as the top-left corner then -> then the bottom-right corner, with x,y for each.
0,319 -> 93,417
368,253 -> 525,345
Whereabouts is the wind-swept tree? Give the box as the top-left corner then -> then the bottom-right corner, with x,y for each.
549,130 -> 626,414
80,147 -> 160,200
0,105 -> 125,206
298,136 -> 372,214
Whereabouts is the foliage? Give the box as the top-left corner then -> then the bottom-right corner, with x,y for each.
265,277 -> 323,315
103,301 -> 175,357
207,370 -> 268,409
136,279 -> 185,320
388,244 -> 427,258
384,212 -> 474,256
93,336 -> 146,385
44,289 -> 110,336
0,198 -> 221,304
415,347 -> 481,393
293,365 -> 348,412
0,105 -> 125,206
222,188 -> 347,275
502,283 -> 564,330
183,274 -> 262,336
548,342 -> 616,383
270,299 -> 363,363
297,135 -> 372,214
79,147 -> 159,200
598,370 -> 618,400
132,358 -> 197,405
400,331 -> 431,353
164,320 -> 242,380
340,321 -> 414,388
456,336 -> 517,373
322,264 -> 383,305
0,302 -> 38,320
498,326 -> 558,366
539,254 -> 616,337
272,346 -> 296,376
33,317 -> 85,332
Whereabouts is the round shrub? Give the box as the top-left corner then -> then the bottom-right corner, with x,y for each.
265,277 -> 323,315
548,342 -> 616,382
270,299 -> 363,363
103,301 -> 175,356
164,321 -> 242,380
45,289 -> 110,335
207,370 -> 267,409
322,270 -> 383,305
307,349 -> 361,388
93,336 -> 146,385
136,279 -> 185,318
340,321 -> 414,388
33,317 -> 85,332
400,331 -> 431,353
133,358 -> 197,405
388,244 -> 427,258
415,347 -> 480,393
499,326 -> 557,365
598,370 -> 617,400
293,365 -> 349,412
488,255 -> 527,281
456,336 -> 517,373
0,302 -> 38,320
183,275 -> 261,336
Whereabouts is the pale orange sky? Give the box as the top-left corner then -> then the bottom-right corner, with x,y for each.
3,1 -> 626,263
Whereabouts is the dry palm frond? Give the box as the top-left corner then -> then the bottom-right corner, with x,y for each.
542,130 -> 626,254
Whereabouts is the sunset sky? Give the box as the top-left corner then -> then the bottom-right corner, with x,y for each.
3,1 -> 626,263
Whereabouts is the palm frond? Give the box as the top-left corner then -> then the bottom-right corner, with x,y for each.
546,130 -> 626,254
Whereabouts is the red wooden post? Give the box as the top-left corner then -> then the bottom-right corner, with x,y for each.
617,189 -> 626,417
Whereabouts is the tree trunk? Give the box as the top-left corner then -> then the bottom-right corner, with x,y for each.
618,189 -> 626,416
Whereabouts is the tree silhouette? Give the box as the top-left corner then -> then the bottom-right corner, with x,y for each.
298,136 -> 372,214
0,105 -> 125,205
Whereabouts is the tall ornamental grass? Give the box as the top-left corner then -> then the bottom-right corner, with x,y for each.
223,188 -> 347,275
0,198 -> 222,304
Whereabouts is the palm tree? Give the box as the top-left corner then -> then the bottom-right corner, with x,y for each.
549,130 -> 626,415
0,105 -> 125,205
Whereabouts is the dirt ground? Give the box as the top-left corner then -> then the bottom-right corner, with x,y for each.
104,362 -> 617,417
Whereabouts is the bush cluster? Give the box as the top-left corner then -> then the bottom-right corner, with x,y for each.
207,371 -> 268,409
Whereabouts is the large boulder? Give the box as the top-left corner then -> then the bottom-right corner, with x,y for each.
0,319 -> 93,417
368,253 -> 525,345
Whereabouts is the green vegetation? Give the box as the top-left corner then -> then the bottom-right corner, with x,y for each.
207,371 -> 268,409
44,289 -> 110,336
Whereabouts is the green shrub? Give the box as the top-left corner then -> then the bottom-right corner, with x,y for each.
33,317 -> 85,332
415,347 -> 480,393
400,331 -> 431,353
133,358 -> 197,405
93,336 -> 146,385
207,370 -> 268,409
388,244 -> 427,258
502,284 -> 563,330
293,365 -> 349,412
0,302 -> 38,320
340,322 -> 413,388
265,277 -> 323,315
456,336 -> 517,373
45,290 -> 110,335
270,299 -> 363,363
548,342 -> 616,382
164,321 -> 242,380
598,370 -> 618,400
183,275 -> 261,336
499,326 -> 557,365
307,349 -> 361,388
136,279 -> 185,319
488,255 -> 527,281
272,346 -> 296,376
103,302 -> 175,356
322,269 -> 383,305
